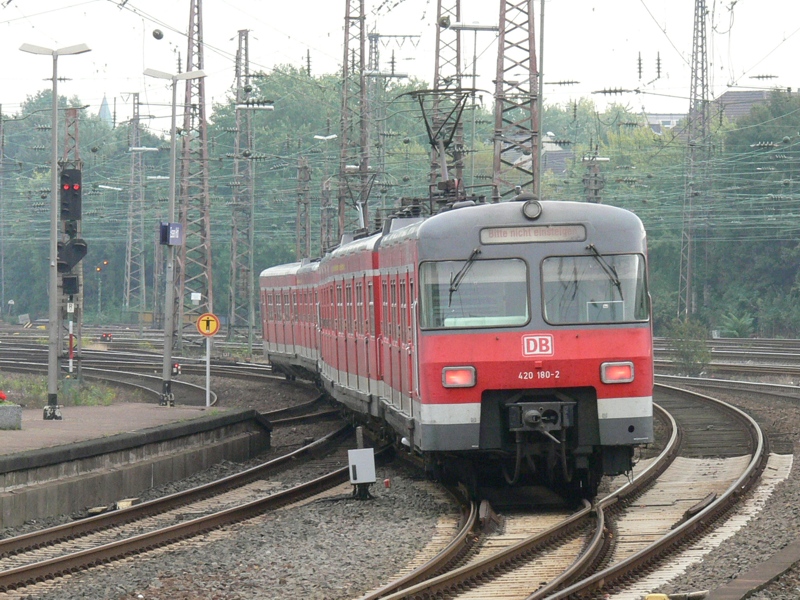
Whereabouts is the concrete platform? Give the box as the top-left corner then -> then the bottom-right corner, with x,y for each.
0,403 -> 272,529
0,403 -> 214,455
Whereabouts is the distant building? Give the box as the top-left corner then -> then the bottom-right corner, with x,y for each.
646,113 -> 684,135
714,90 -> 772,122
99,94 -> 113,127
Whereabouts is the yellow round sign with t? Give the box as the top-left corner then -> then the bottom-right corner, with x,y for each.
196,313 -> 220,407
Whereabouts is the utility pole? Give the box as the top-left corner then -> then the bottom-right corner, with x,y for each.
431,0 -> 465,187
367,32 -> 412,226
339,0 -> 371,236
296,156 -> 311,259
177,0 -> 213,348
678,0 -> 711,318
228,29 -> 256,351
123,93 -> 146,336
492,0 -> 540,201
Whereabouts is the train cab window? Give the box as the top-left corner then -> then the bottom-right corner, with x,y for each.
419,258 -> 529,329
542,254 -> 649,324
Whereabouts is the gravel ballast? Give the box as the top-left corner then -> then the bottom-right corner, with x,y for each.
4,375 -> 800,599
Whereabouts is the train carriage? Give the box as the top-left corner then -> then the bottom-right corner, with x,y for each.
260,199 -> 653,498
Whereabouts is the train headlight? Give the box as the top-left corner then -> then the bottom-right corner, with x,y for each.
442,366 -> 476,388
522,199 -> 542,220
601,361 -> 634,384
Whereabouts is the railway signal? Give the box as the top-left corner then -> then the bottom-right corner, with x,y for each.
60,168 -> 82,221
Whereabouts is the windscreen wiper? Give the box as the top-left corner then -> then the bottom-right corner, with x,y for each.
586,244 -> 623,300
449,248 -> 481,305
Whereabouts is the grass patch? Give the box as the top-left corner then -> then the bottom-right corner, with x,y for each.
0,373 -> 118,407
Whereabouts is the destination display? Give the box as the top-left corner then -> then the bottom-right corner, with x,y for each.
480,224 -> 586,244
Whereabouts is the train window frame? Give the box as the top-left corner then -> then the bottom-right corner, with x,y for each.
419,258 -> 530,330
541,253 -> 650,325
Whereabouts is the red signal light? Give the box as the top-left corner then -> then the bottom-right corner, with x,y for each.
72,184 -> 80,190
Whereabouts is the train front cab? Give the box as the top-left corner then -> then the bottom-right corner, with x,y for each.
412,200 -> 654,496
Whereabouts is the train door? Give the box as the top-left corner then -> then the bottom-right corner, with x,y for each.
399,274 -> 411,414
367,280 -> 377,397
345,279 -> 357,389
336,281 -> 347,385
389,275 -> 402,408
314,289 -> 321,364
380,277 -> 391,402
355,279 -> 368,394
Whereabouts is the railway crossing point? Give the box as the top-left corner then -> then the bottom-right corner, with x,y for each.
196,313 -> 220,407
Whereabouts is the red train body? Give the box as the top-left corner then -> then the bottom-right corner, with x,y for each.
260,199 -> 653,497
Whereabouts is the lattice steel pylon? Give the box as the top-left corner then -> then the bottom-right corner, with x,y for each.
228,29 -> 256,348
431,0 -> 464,188
60,108 -> 84,380
296,157 -> 311,259
338,0 -> 372,237
492,0 -> 540,201
678,0 -> 711,318
124,93 -> 146,334
177,0 -> 213,347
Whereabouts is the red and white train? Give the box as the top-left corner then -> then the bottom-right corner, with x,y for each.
259,198 -> 653,497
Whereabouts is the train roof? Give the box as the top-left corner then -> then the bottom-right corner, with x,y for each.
382,200 -> 646,256
259,262 -> 303,278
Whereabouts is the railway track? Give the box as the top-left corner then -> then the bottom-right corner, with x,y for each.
0,410 -> 358,595
356,382 -> 769,600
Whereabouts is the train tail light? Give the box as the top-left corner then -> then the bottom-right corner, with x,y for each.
442,366 -> 476,388
601,361 -> 634,384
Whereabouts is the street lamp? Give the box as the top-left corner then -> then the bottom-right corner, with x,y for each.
20,42 -> 91,420
144,67 -> 206,407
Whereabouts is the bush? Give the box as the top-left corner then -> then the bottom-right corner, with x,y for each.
666,318 -> 711,377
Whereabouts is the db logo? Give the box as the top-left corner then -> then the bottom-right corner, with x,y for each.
522,334 -> 554,357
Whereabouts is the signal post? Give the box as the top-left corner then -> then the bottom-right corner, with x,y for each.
197,312 -> 220,407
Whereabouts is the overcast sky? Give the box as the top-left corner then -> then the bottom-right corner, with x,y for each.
2,0 -> 799,136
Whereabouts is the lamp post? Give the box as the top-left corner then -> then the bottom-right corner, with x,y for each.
144,67 -> 206,407
20,42 -> 91,420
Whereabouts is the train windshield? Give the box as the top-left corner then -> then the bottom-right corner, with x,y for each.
419,258 -> 529,329
542,254 -> 648,324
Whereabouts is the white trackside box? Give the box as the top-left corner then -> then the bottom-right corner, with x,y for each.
348,448 -> 376,484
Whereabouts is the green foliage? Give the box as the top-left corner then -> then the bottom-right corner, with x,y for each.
718,312 -> 755,338
666,318 -> 711,377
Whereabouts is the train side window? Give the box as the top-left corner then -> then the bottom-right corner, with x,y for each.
409,279 -> 415,334
400,279 -> 407,342
292,291 -> 298,321
390,279 -> 398,339
356,282 -> 364,335
267,293 -> 273,320
345,283 -> 352,333
336,284 -> 343,332
368,281 -> 374,336
382,279 -> 389,338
